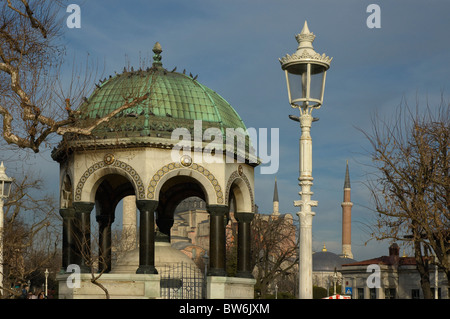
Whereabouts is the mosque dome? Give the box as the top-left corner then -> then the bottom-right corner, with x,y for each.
75,43 -> 247,140
313,245 -> 356,272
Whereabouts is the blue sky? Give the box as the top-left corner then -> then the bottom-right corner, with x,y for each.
4,0 -> 450,261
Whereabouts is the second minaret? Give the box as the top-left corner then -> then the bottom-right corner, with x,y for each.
341,161 -> 353,259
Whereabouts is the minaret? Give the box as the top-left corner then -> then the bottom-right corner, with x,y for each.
341,161 -> 353,259
272,177 -> 280,216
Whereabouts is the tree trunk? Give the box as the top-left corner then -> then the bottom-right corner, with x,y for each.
414,240 -> 433,299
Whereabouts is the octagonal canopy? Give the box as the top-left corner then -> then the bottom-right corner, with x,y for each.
76,45 -> 247,139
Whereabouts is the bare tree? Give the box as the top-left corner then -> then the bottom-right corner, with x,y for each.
251,213 -> 298,298
0,1 -> 148,153
359,98 -> 449,298
69,217 -> 112,299
1,172 -> 60,298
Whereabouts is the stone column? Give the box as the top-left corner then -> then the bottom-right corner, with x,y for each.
207,205 -> 228,276
136,200 -> 158,274
59,207 -> 81,272
235,212 -> 254,278
73,202 -> 95,273
122,195 -> 137,250
97,214 -> 113,273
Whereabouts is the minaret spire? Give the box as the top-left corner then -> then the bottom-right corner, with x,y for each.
273,176 -> 279,202
341,160 -> 353,259
272,177 -> 280,216
344,160 -> 351,189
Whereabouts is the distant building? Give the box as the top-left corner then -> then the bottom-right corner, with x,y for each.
171,197 -> 210,252
341,243 -> 449,299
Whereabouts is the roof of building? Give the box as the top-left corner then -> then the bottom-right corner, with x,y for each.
342,243 -> 416,267
342,256 -> 416,267
75,43 -> 247,139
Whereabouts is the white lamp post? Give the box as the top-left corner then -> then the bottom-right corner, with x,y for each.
279,21 -> 332,299
44,268 -> 49,298
0,162 -> 13,296
333,268 -> 338,295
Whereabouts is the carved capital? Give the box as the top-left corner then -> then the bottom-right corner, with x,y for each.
207,204 -> 228,217
73,202 -> 94,215
59,207 -> 76,219
235,212 -> 254,223
136,200 -> 158,213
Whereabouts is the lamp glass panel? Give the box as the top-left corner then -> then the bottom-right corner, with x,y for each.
3,180 -> 11,197
309,64 -> 326,102
286,64 -> 308,104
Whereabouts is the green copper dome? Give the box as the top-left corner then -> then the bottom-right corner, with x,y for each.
76,45 -> 247,140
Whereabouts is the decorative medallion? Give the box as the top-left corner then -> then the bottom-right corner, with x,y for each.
104,153 -> 115,165
180,155 -> 192,167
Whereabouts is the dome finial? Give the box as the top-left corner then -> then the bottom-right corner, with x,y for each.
152,42 -> 163,67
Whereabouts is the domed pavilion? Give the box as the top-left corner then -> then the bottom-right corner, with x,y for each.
53,43 -> 257,299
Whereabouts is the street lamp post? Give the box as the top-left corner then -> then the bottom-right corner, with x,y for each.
279,21 -> 332,299
0,162 -> 13,297
44,268 -> 49,298
333,268 -> 338,295
275,283 -> 278,299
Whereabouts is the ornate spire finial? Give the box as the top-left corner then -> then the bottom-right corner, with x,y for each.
295,20 -> 315,49
301,20 -> 310,34
279,20 -> 332,71
152,42 -> 163,67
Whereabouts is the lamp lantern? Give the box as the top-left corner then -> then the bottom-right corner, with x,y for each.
0,162 -> 13,199
280,21 -> 332,110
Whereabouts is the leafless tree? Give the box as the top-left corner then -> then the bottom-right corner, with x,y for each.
0,1 -> 148,153
251,213 -> 298,298
71,219 -> 111,299
1,172 -> 60,298
359,98 -> 449,298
